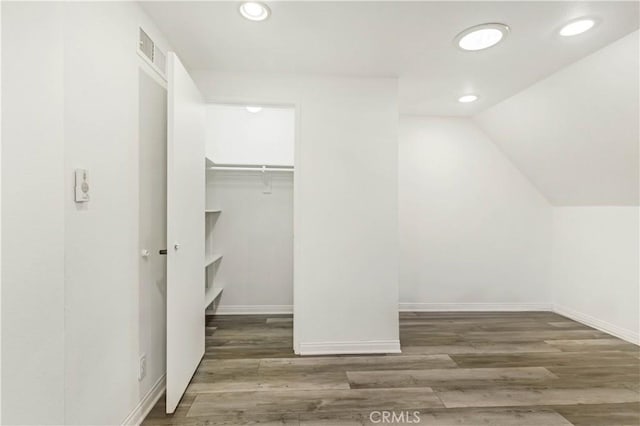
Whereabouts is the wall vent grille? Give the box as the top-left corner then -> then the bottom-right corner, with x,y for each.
139,28 -> 154,61
139,28 -> 166,78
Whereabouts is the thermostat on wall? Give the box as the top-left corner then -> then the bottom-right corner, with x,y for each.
74,169 -> 90,202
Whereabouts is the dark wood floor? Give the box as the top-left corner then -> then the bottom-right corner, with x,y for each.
144,312 -> 640,425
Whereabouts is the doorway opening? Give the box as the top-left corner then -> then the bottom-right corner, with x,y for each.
204,103 -> 295,322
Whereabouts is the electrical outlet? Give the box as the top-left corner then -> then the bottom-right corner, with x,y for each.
138,354 -> 147,381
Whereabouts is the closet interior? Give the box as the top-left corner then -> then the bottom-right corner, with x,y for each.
204,104 -> 295,314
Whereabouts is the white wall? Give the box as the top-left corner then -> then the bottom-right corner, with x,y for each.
206,172 -> 293,312
552,207 -> 639,344
3,2 -> 171,424
1,3 -> 65,424
206,104 -> 295,166
62,3 -> 170,424
193,71 -> 400,354
399,117 -> 552,310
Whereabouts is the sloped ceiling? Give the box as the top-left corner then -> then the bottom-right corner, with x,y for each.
474,31 -> 639,206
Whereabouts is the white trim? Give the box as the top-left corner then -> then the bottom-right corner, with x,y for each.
213,305 -> 293,315
299,340 -> 401,356
136,27 -> 167,85
399,303 -> 552,312
553,304 -> 639,345
121,374 -> 165,426
137,50 -> 167,89
397,302 -> 638,345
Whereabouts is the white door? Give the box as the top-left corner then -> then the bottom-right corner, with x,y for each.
166,52 -> 206,413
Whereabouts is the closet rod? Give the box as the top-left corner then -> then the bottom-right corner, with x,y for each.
208,165 -> 294,172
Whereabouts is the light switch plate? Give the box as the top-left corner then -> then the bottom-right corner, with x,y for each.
74,169 -> 90,202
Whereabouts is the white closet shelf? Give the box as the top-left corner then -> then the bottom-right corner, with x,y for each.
205,254 -> 223,268
205,286 -> 224,308
205,209 -> 222,214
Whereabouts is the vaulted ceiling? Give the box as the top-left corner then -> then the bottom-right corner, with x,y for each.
475,31 -> 639,206
141,1 -> 639,116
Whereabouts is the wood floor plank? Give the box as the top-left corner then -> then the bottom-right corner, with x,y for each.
437,387 -> 640,408
259,354 -> 456,373
551,402 -> 640,426
463,329 -> 612,343
210,328 -> 292,338
188,371 -> 350,393
365,407 -> 573,425
267,318 -> 294,324
197,358 -> 261,372
203,349 -> 296,360
450,351 -> 639,368
548,321 -> 592,329
544,338 -> 640,352
402,342 -> 561,355
347,366 -> 557,389
187,388 -> 443,417
545,365 -> 640,391
145,412 -> 300,425
299,412 -> 364,425
144,393 -> 196,423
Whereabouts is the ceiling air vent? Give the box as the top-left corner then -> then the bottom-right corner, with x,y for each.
138,28 -> 166,78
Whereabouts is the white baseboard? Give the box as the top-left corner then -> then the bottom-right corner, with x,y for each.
299,340 -> 401,356
213,305 -> 293,315
399,302 -> 638,345
399,302 -> 552,312
553,304 -> 639,345
122,374 -> 165,426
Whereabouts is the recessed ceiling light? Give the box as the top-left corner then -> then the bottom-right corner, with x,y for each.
246,106 -> 263,113
455,23 -> 510,51
239,2 -> 270,21
559,18 -> 595,36
458,95 -> 478,103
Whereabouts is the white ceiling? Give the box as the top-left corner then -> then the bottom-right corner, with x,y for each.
475,31 -> 639,206
141,1 -> 639,116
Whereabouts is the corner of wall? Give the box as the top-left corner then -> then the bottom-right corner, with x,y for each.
121,375 -> 166,426
553,303 -> 639,345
